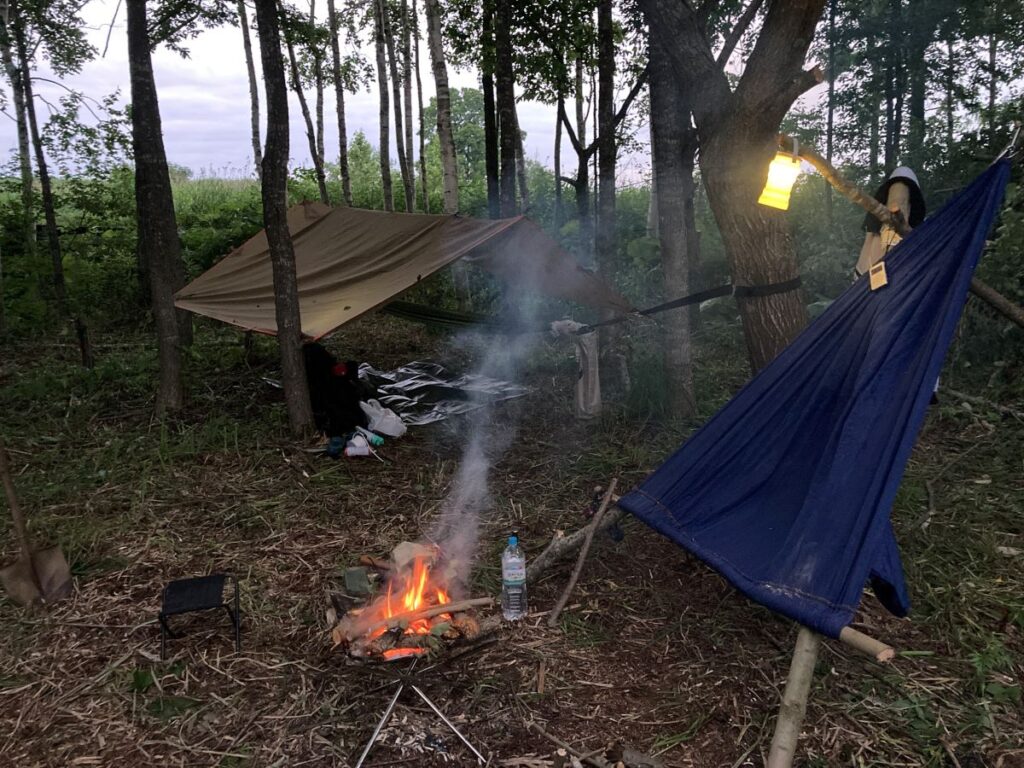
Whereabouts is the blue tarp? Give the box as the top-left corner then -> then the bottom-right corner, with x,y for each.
618,161 -> 1011,638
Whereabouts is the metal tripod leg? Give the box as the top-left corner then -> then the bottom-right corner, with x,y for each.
411,684 -> 487,765
353,682 -> 404,768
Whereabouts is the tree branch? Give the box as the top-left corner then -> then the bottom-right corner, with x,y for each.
716,0 -> 766,68
613,67 -> 648,128
558,98 -> 582,155
770,65 -> 825,114
781,132 -> 1024,330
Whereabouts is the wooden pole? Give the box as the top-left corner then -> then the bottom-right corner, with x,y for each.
838,626 -> 895,662
777,133 -> 1024,330
767,626 -> 821,768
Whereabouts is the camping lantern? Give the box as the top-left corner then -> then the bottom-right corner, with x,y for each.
758,149 -> 803,211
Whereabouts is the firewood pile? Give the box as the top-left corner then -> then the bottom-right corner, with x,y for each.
328,541 -> 492,661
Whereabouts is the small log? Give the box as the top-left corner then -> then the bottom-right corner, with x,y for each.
452,612 -> 481,640
767,627 -> 821,768
548,479 -> 618,627
528,503 -> 626,585
838,626 -> 895,663
359,555 -> 391,570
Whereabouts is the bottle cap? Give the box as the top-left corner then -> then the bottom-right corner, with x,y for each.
508,535 -> 518,547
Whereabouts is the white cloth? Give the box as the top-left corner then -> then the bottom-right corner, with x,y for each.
551,320 -> 601,419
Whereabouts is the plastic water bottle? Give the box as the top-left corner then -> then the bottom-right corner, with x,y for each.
501,534 -> 527,620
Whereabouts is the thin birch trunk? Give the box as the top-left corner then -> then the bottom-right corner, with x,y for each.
238,0 -> 263,181
495,0 -> 517,216
412,0 -> 428,211
373,0 -> 393,210
284,30 -> 330,204
327,0 -> 352,204
554,93 -> 563,232
0,13 -> 34,261
424,0 -> 456,214
382,0 -> 414,211
401,0 -> 414,200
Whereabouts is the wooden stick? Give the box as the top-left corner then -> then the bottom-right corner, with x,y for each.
340,597 -> 493,641
358,555 -> 391,570
767,626 -> 820,768
527,501 -> 626,586
547,479 -> 618,628
524,720 -> 609,768
838,626 -> 895,663
778,132 -> 1024,330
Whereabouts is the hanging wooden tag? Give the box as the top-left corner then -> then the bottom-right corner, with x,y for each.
869,262 -> 889,291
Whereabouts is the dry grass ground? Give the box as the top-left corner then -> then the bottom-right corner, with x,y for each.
0,315 -> 1021,767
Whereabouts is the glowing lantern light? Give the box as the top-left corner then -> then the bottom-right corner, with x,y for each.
758,151 -> 803,210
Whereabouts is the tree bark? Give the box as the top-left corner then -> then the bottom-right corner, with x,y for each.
254,0 -> 314,436
649,28 -> 695,417
825,0 -> 835,226
554,93 -> 563,231
0,13 -> 34,263
238,0 -> 263,181
424,0 -> 457,214
642,0 -> 821,373
481,0 -> 499,219
382,0 -> 414,211
512,100 -> 528,209
373,0 -> 393,210
573,56 -> 592,264
494,0 -> 517,216
401,0 -> 414,202
127,0 -> 185,409
596,0 -> 615,280
284,27 -> 330,204
945,37 -> 954,155
412,0 -> 428,211
987,30 -> 997,146
16,9 -> 96,367
327,0 -> 352,205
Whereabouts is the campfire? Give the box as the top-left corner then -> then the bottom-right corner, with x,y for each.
331,542 -> 490,661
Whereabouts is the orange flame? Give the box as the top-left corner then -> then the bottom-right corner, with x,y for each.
362,557 -> 452,650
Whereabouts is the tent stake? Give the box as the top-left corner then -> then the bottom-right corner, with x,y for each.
767,626 -> 820,768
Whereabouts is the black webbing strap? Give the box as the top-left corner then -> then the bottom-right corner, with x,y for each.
636,284 -> 734,316
732,275 -> 803,298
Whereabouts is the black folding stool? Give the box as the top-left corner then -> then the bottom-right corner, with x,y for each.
159,574 -> 241,660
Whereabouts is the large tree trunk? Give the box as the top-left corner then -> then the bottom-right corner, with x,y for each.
513,101 -> 528,209
481,0 -> 499,218
649,27 -> 694,417
327,0 -> 352,205
127,0 -> 184,409
373,0 -> 393,210
15,10 -> 95,367
284,30 -> 330,204
642,0 -> 821,373
253,0 -> 314,436
412,0 -> 428,211
0,14 -> 34,264
573,57 -> 592,264
382,0 -> 414,211
238,0 -> 263,181
424,0 -> 457,214
825,0 -> 835,226
595,0 -> 615,280
494,0 -> 516,216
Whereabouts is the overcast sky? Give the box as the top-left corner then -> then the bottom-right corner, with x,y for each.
0,0 -> 659,181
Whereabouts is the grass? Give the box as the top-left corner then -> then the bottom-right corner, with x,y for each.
0,313 -> 1022,767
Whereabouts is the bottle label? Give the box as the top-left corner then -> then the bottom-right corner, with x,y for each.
502,563 -> 526,585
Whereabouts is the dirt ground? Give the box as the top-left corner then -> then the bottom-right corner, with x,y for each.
0,317 -> 1022,767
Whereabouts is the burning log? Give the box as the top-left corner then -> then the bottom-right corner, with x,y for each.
336,597 -> 493,644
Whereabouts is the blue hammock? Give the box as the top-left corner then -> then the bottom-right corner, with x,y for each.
618,161 -> 1011,638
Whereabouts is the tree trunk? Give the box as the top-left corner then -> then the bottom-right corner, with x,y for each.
15,10 -> 96,367
554,93 -> 563,231
127,0 -> 185,409
574,56 -> 592,264
646,120 -> 658,238
482,0 -> 499,218
382,0 -> 414,211
596,0 -> 615,280
253,0 -> 314,436
373,0 -> 393,210
945,37 -> 954,155
513,100 -> 528,209
987,31 -> 997,146
869,91 -> 880,181
315,56 -> 325,166
424,0 -> 457,214
825,0 -> 835,226
238,0 -> 263,181
649,29 -> 695,417
327,0 -> 352,205
284,31 -> 330,204
884,60 -> 895,170
401,0 -> 414,201
641,0 -> 819,373
412,0 -> 428,211
0,14 -> 34,263
494,0 -> 516,216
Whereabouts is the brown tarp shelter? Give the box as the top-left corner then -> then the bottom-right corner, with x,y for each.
174,202 -> 630,339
